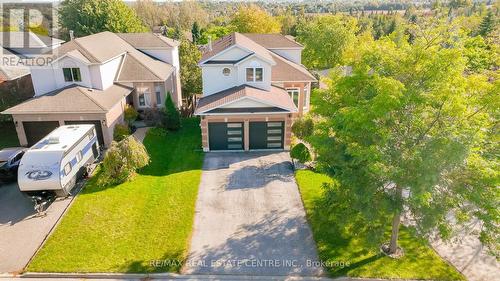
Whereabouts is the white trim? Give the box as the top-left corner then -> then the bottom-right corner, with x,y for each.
51,53 -> 92,65
196,111 -> 293,116
200,44 -> 276,66
196,95 -> 298,115
268,47 -> 303,50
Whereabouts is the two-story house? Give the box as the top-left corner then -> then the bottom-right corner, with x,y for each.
2,31 -> 181,147
194,33 -> 316,151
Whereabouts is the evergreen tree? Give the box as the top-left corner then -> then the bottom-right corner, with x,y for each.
163,93 -> 181,131
191,21 -> 201,44
478,10 -> 496,37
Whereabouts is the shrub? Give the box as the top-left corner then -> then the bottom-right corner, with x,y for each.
292,118 -> 314,140
98,136 -> 150,186
113,124 -> 130,141
124,104 -> 138,125
290,143 -> 311,164
163,92 -> 181,130
142,108 -> 163,127
147,126 -> 167,137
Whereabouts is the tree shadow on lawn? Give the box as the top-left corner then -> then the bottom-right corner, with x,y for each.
117,250 -> 186,273
304,190 -> 464,280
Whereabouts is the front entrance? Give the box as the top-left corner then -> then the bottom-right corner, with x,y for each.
208,122 -> 244,151
249,121 -> 284,150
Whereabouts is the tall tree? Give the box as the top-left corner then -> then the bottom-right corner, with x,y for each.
133,0 -> 165,30
309,26 -> 499,256
178,39 -> 202,98
230,4 -> 281,33
296,15 -> 357,69
191,22 -> 201,44
59,0 -> 147,37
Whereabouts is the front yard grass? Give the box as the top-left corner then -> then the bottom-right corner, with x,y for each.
0,121 -> 20,149
296,169 -> 465,280
27,118 -> 204,273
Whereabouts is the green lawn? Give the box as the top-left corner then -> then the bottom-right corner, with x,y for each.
27,118 -> 204,273
0,121 -> 20,149
296,170 -> 465,280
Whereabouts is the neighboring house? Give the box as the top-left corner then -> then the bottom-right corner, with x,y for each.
0,31 -> 64,120
2,31 -> 181,147
194,32 -> 316,151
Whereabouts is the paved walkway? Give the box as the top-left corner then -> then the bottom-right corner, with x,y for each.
430,219 -> 500,281
184,152 -> 323,276
0,183 -> 73,273
132,127 -> 150,143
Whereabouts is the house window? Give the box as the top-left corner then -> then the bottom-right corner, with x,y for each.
155,85 -> 162,105
287,89 -> 300,107
246,67 -> 263,82
222,68 -> 231,76
139,93 -> 146,107
62,68 -> 81,82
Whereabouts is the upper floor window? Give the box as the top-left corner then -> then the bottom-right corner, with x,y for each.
63,68 -> 81,82
246,67 -> 263,82
287,88 -> 300,107
222,68 -> 231,76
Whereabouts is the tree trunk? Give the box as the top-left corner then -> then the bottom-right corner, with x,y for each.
389,211 -> 401,254
389,185 -> 403,254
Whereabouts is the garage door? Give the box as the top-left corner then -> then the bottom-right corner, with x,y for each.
249,121 -> 284,150
23,121 -> 60,146
208,122 -> 244,151
64,120 -> 104,146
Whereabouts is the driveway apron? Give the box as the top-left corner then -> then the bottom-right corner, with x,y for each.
184,152 -> 324,276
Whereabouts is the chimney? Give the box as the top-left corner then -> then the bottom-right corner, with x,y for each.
69,30 -> 74,41
208,36 -> 212,52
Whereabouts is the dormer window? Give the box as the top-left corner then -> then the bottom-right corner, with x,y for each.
246,67 -> 263,82
222,68 -> 231,76
63,68 -> 81,82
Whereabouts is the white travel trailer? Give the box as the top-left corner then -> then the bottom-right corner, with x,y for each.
18,125 -> 100,196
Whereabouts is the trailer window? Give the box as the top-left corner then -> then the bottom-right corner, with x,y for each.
88,130 -> 95,141
76,151 -> 83,163
64,162 -> 72,175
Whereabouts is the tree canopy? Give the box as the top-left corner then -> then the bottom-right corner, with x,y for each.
309,23 -> 499,256
296,15 -> 358,69
230,5 -> 281,33
59,0 -> 147,37
178,39 -> 202,97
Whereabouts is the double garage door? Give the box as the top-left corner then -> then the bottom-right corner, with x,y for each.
208,121 -> 284,151
23,120 -> 104,147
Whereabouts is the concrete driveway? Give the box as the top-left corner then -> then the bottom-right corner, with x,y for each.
184,152 -> 324,276
0,182 -> 73,273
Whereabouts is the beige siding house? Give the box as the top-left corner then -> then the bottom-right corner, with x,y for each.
2,32 -> 181,147
195,33 -> 316,152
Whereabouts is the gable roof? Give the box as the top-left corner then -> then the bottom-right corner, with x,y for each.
2,84 -> 133,114
0,48 -> 30,81
116,53 -> 173,82
270,52 -> 316,82
117,33 -> 179,48
195,85 -> 297,115
0,31 -> 64,48
200,32 -> 275,64
241,34 -> 302,49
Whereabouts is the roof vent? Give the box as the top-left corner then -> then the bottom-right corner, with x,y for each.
69,30 -> 74,41
48,136 -> 60,144
208,36 -> 212,52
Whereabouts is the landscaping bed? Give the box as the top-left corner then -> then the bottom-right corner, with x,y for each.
295,169 -> 465,280
27,118 -> 204,273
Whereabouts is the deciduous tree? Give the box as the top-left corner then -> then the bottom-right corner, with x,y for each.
59,0 -> 147,38
230,5 -> 281,33
310,26 -> 499,256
